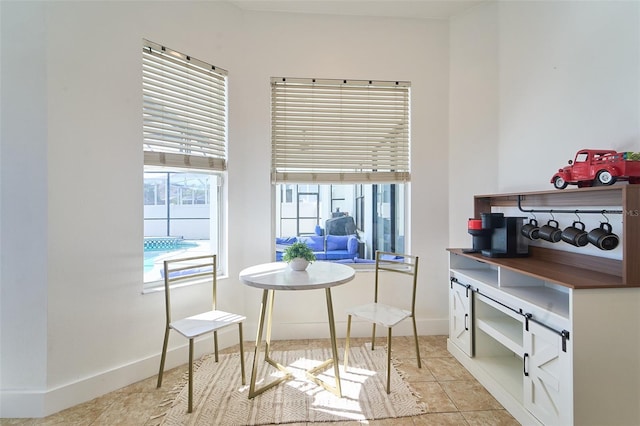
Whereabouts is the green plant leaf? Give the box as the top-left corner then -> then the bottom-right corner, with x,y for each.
282,241 -> 317,263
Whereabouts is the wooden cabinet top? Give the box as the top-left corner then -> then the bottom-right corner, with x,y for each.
448,248 -> 631,289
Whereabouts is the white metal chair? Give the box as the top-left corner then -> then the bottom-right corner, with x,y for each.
344,251 -> 421,393
156,254 -> 245,413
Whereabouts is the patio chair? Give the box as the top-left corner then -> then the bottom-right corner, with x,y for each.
157,254 -> 245,413
344,251 -> 421,393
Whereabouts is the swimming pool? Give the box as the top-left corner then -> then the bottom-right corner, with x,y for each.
144,250 -> 178,273
144,236 -> 198,251
143,238 -> 204,279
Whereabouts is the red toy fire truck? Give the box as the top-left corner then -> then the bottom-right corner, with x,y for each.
551,149 -> 640,189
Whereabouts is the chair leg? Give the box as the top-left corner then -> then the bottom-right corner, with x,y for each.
157,326 -> 170,388
412,315 -> 422,368
214,330 -> 219,362
188,338 -> 194,413
344,315 -> 352,370
386,327 -> 392,394
238,323 -> 246,385
371,323 -> 377,350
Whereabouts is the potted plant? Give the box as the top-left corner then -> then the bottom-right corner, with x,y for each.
282,241 -> 317,271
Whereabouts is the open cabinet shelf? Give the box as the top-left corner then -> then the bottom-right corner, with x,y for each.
473,185 -> 639,287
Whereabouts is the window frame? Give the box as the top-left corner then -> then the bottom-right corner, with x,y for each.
271,77 -> 411,266
273,181 -> 408,265
142,39 -> 229,292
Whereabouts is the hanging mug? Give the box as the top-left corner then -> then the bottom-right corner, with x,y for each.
538,219 -> 562,243
587,222 -> 619,250
561,221 -> 589,247
521,218 -> 540,240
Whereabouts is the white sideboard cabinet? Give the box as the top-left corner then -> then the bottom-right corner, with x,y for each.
447,185 -> 640,426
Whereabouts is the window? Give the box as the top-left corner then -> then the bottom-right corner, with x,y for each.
271,78 -> 410,263
275,183 -> 405,261
142,40 -> 227,287
575,153 -> 588,162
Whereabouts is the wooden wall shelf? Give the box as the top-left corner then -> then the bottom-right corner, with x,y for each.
472,185 -> 639,287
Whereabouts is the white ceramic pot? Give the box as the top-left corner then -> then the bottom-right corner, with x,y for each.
289,258 -> 309,271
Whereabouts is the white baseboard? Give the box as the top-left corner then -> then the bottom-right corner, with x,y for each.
0,331 -> 237,418
1,319 -> 447,418
0,390 -> 47,419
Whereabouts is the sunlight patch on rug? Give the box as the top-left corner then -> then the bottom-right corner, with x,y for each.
156,345 -> 425,425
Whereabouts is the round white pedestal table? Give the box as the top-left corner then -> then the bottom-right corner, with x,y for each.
239,261 -> 355,398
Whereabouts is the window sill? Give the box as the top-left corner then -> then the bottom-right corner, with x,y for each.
345,263 -> 376,272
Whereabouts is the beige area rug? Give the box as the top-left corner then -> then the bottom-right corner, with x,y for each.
156,345 -> 426,425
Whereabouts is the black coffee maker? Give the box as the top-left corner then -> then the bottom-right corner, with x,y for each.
480,213 -> 529,258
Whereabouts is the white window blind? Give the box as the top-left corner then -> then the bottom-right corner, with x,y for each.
271,77 -> 410,184
143,40 -> 227,171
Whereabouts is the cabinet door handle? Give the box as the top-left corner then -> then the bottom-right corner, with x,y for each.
464,313 -> 469,331
523,353 -> 529,377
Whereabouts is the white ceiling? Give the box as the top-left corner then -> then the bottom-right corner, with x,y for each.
227,0 -> 486,20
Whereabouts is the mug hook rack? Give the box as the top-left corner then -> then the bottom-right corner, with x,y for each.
517,195 -> 622,215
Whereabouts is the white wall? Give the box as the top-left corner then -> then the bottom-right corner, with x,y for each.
448,1 -> 500,248
0,1 -> 450,417
2,0 -> 637,418
498,1 -> 640,193
0,2 -> 49,414
449,0 -> 640,247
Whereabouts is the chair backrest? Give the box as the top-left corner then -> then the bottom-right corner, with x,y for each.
374,251 -> 419,314
162,254 -> 217,325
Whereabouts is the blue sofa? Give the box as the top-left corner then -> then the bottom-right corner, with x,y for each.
276,234 -> 359,261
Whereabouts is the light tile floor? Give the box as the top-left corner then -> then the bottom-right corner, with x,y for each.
1,336 -> 520,426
